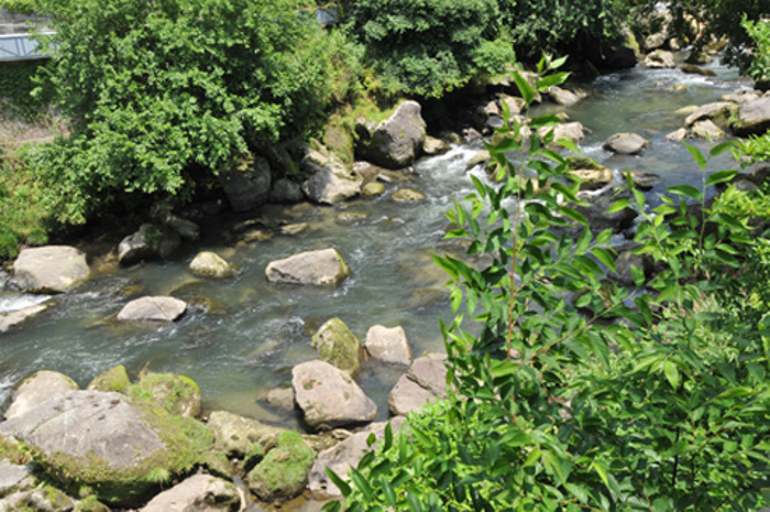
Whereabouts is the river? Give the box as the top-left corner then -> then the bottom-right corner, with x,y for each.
0,54 -> 754,427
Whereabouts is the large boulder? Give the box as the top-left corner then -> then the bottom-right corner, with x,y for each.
247,430 -> 316,501
603,133 -> 649,155
140,474 -> 240,512
270,178 -> 305,204
731,96 -> 770,136
265,248 -> 350,287
365,325 -> 412,365
312,318 -> 363,377
118,224 -> 182,265
116,296 -> 187,322
692,119 -> 726,140
292,360 -> 377,430
189,252 -> 235,279
388,353 -> 448,416
643,50 -> 676,68
684,101 -> 737,128
207,410 -> 283,457
12,246 -> 90,294
308,417 -> 406,500
3,370 -> 79,420
0,390 -> 212,506
357,101 -> 427,169
218,156 -> 272,212
301,148 -> 363,205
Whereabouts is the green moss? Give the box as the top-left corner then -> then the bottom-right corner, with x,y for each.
566,155 -> 607,171
247,430 -> 316,501
312,317 -> 362,376
87,365 -> 130,393
0,436 -> 32,465
128,372 -> 201,417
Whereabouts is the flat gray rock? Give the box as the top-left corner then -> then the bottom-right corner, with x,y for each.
388,353 -> 448,416
266,248 -> 350,287
732,96 -> 770,136
207,410 -> 283,456
12,246 -> 90,294
365,325 -> 411,365
0,303 -> 47,334
292,360 -> 377,430
0,462 -> 31,497
3,370 -> 79,420
603,133 -> 649,155
140,473 -> 240,512
116,296 -> 187,322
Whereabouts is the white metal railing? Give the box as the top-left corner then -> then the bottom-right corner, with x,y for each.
0,32 -> 54,62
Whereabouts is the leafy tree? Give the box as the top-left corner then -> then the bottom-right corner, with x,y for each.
325,60 -> 770,511
346,0 -> 515,98
27,0 -> 336,223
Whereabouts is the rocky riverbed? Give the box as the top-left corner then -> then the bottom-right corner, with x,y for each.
1,47 -> 769,510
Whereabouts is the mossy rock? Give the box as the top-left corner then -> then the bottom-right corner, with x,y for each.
246,430 -> 316,501
0,435 -> 32,465
86,365 -> 130,393
566,155 -> 607,171
0,391 -> 213,507
312,318 -> 363,377
128,373 -> 201,418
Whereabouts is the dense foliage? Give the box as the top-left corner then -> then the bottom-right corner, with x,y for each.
326,63 -> 770,511
26,0 -> 336,223
738,19 -> 770,167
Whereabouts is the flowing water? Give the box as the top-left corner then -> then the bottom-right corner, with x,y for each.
0,55 -> 755,426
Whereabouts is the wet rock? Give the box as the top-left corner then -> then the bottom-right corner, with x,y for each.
610,245 -> 652,286
189,252 -> 234,279
0,390 -> 212,507
391,188 -> 426,203
131,372 -> 201,418
574,185 -> 638,233
537,122 -> 585,147
568,169 -> 613,190
630,172 -> 662,191
261,387 -> 295,411
86,365 -> 130,393
270,178 -> 305,204
3,370 -> 79,420
12,246 -> 90,294
163,214 -> 200,242
692,119 -> 726,140
356,100 -> 427,169
361,182 -> 385,198
0,303 -> 47,334
292,360 -> 377,430
588,26 -> 638,69
279,223 -> 309,236
547,86 -> 586,106
679,64 -> 717,77
684,101 -> 737,127
219,156 -> 271,212
422,136 -> 450,157
643,50 -> 676,68
500,95 -> 526,115
721,90 -> 762,104
462,127 -> 483,143
118,223 -> 182,265
644,32 -> 667,51
207,410 -> 283,457
247,430 -> 316,501
388,353 -> 448,416
140,473 -> 240,512
466,150 -> 491,171
312,318 -> 363,377
265,248 -> 350,287
117,296 -> 187,322
365,325 -> 412,365
301,148 -> 363,205
731,96 -> 770,136
308,417 -> 407,500
665,128 -> 688,141
603,133 -> 649,155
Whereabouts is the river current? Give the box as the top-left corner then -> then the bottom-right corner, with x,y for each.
0,55 -> 754,426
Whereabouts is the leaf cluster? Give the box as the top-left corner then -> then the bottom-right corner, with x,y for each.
327,58 -> 770,511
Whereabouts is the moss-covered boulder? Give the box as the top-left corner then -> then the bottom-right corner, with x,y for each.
189,251 -> 235,279
0,390 -> 213,507
86,365 -> 130,393
129,373 -> 202,418
246,430 -> 316,501
312,318 -> 363,377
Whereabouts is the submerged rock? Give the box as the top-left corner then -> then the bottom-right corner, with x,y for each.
679,64 -> 717,77
0,303 -> 48,334
140,473 -> 240,512
312,318 -> 363,377
0,390 -> 213,507
292,360 -> 377,430
247,430 -> 316,502
3,370 -> 79,420
391,188 -> 426,203
265,248 -> 350,287
12,246 -> 90,294
116,296 -> 187,322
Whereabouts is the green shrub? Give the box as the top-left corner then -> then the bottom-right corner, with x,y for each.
28,0 -> 338,224
347,0 -> 515,98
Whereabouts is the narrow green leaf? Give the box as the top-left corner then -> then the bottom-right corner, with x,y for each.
325,467 -> 352,497
706,169 -> 738,186
407,491 -> 423,512
606,198 -> 631,214
667,185 -> 703,202
592,246 -> 617,274
684,141 -> 707,169
349,468 -> 374,500
512,72 -> 535,105
381,476 -> 397,507
560,206 -> 588,226
710,140 -> 736,157
537,72 -> 570,91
